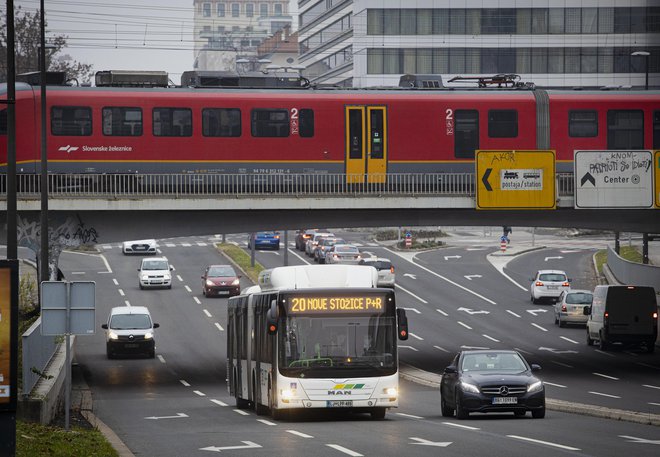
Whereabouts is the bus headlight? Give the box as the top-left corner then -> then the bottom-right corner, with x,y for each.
383,387 -> 398,396
280,389 -> 295,401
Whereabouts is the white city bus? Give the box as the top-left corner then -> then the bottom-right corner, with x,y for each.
227,264 -> 409,420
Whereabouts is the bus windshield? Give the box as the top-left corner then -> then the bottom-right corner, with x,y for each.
280,314 -> 397,378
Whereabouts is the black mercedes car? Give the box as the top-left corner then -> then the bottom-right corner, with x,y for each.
440,350 -> 545,419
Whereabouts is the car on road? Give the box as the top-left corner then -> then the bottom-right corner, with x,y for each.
530,269 -> 570,304
248,231 -> 280,250
102,306 -> 159,359
137,256 -> 173,289
122,239 -> 157,255
295,229 -> 318,251
324,244 -> 362,264
313,237 -> 346,263
359,257 -> 395,288
440,349 -> 545,419
305,232 -> 334,257
202,265 -> 241,297
554,289 -> 593,327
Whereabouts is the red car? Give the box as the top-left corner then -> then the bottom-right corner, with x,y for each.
201,265 -> 241,297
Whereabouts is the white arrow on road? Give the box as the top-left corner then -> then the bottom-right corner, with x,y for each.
444,255 -> 462,260
538,347 -> 578,354
200,441 -> 262,452
144,413 -> 188,420
527,309 -> 548,317
560,250 -> 581,254
619,435 -> 660,445
410,437 -> 452,447
544,256 -> 563,261
403,273 -> 417,279
457,307 -> 490,315
464,275 -> 482,280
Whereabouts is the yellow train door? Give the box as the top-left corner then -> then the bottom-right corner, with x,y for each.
345,106 -> 387,184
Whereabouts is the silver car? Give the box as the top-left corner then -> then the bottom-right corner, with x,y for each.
554,289 -> 593,327
324,244 -> 362,264
359,258 -> 395,288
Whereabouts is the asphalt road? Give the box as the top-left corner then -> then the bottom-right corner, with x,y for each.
60,229 -> 660,456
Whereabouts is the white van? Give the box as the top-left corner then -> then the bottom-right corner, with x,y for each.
102,306 -> 159,358
585,285 -> 658,353
137,256 -> 173,289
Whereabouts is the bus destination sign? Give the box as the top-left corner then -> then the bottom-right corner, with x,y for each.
287,295 -> 387,314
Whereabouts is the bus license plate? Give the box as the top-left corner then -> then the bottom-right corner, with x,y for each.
492,397 -> 517,405
327,400 -> 353,408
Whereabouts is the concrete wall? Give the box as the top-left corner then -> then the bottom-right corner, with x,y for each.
607,246 -> 660,291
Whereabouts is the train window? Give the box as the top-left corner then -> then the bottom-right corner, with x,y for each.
568,110 -> 598,137
348,109 -> 363,159
102,107 -> 142,136
369,109 -> 384,158
51,106 -> 92,136
251,109 -> 289,137
488,110 -> 518,138
153,108 -> 192,137
654,111 -> 660,149
0,109 -> 6,135
454,110 -> 479,159
202,108 -> 241,137
299,109 -> 314,138
607,110 -> 643,150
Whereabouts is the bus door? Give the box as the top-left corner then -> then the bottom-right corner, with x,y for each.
345,106 -> 388,184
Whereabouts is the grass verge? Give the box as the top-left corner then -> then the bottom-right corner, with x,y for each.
595,246 -> 643,275
216,243 -> 264,283
17,421 -> 118,457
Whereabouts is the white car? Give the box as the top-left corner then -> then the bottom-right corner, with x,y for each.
305,232 -> 334,257
324,244 -> 362,264
137,256 -> 173,289
530,269 -> 570,304
102,306 -> 159,359
122,239 -> 157,255
359,257 -> 395,288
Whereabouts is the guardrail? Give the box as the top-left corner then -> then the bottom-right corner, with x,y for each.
0,172 -> 575,199
21,317 -> 59,397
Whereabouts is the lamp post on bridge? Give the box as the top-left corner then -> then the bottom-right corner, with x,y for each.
39,0 -> 50,283
631,51 -> 650,90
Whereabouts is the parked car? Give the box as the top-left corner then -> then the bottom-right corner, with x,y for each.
313,237 -> 346,263
585,285 -> 658,352
202,265 -> 241,297
440,349 -> 545,419
530,270 -> 570,304
324,244 -> 362,264
137,256 -> 173,289
305,232 -> 334,257
248,231 -> 280,250
295,229 -> 318,251
102,306 -> 159,359
359,257 -> 395,288
554,289 -> 593,327
122,239 -> 157,255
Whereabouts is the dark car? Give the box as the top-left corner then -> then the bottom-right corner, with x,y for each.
295,229 -> 318,251
201,265 -> 241,297
248,231 -> 280,250
440,350 -> 545,419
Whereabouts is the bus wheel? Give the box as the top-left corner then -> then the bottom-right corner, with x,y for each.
370,408 -> 386,420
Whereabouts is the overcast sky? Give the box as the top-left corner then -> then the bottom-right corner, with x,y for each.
13,0 -> 298,85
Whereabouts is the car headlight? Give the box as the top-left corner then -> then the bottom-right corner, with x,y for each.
144,332 -> 153,340
108,331 -> 119,340
206,279 -> 215,286
527,381 -> 543,393
140,274 -> 149,280
232,279 -> 240,286
460,381 -> 480,394
164,274 -> 171,281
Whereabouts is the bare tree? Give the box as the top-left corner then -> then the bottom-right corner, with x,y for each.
0,7 -> 93,83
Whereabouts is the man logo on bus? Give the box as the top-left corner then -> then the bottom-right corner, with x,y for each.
329,383 -> 365,395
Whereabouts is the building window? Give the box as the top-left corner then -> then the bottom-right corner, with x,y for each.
232,3 -> 240,18
153,108 -> 192,137
569,110 -> 597,138
251,109 -> 289,137
488,110 -> 518,138
102,107 -> 142,136
532,8 -> 548,34
203,108 -> 241,137
274,3 -> 283,16
202,2 -> 211,17
299,109 -> 314,138
217,3 -> 226,17
607,110 -> 643,150
51,106 -> 92,136
260,3 -> 268,17
246,4 -> 254,18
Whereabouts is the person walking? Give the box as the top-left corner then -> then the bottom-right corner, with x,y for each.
502,226 -> 512,244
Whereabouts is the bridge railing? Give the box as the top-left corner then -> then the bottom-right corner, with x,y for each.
0,172 -> 575,199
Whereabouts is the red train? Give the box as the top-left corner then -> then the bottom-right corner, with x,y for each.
1,71 -> 658,182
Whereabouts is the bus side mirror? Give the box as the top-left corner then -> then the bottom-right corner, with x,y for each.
266,300 -> 279,335
396,308 -> 408,341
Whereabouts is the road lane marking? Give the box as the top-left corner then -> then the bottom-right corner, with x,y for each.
458,321 -> 472,330
595,350 -> 616,358
194,297 -> 201,304
402,307 -> 421,314
560,336 -> 579,344
185,285 -> 192,293
649,402 -> 660,406
177,275 -> 183,282
181,243 -> 191,247
434,346 -> 449,353
196,242 -> 207,247
506,310 -> 521,318
157,355 -> 166,363
637,363 -> 660,370
442,422 -> 480,431
399,345 -> 418,351
233,409 -> 250,416
215,323 -> 224,332
193,390 -> 206,397
531,323 -> 548,332
482,334 -> 500,342
593,373 -> 619,380
118,289 -> 125,296
643,384 -> 660,390
396,284 -> 428,304
286,430 -> 313,438
125,300 -> 131,307
113,278 -> 119,286
179,380 -> 190,387
395,413 -> 423,419
165,243 -> 176,247
551,361 -> 573,368
210,399 -> 228,407
507,435 -> 580,451
436,309 -> 448,317
257,419 -> 277,426
544,382 -> 567,388
589,391 -> 621,399
409,333 -> 424,341
326,444 -> 363,457
514,347 -> 532,355
203,309 -> 213,318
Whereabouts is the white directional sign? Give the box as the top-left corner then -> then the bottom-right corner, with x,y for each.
574,150 -> 654,208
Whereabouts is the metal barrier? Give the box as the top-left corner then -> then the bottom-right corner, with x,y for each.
21,317 -> 59,397
607,246 -> 660,291
0,172 -> 583,199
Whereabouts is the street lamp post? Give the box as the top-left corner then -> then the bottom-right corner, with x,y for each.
631,51 -> 650,90
40,0 -> 49,284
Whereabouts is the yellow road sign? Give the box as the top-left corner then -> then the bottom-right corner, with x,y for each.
655,150 -> 660,209
476,150 -> 556,210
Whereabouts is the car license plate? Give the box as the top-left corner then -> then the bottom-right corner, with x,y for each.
492,397 -> 517,405
547,285 -> 558,289
124,343 -> 139,348
326,400 -> 353,407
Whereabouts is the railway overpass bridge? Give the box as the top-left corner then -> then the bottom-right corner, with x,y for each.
0,172 -> 658,245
